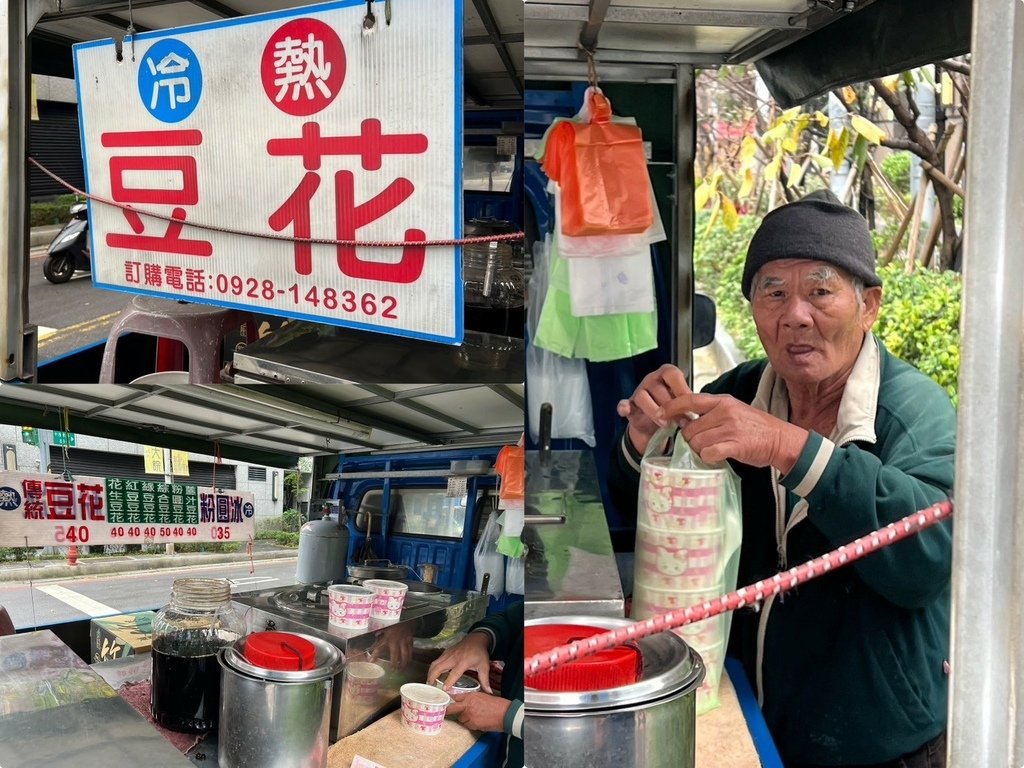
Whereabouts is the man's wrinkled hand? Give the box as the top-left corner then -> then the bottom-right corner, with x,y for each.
618,364 -> 693,455
446,692 -> 510,733
426,631 -> 493,694
659,392 -> 808,473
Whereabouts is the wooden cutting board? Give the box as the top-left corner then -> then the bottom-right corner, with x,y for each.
696,672 -> 761,768
327,711 -> 479,768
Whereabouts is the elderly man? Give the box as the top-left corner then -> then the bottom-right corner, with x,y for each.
611,190 -> 955,768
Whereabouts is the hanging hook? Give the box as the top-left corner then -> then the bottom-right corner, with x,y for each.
126,0 -> 137,62
363,0 -> 377,31
578,43 -> 599,88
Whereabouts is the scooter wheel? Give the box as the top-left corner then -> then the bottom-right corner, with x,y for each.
43,254 -> 75,284
43,256 -> 75,286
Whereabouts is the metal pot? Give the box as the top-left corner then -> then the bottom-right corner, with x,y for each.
218,633 -> 343,768
347,559 -> 409,581
524,616 -> 705,768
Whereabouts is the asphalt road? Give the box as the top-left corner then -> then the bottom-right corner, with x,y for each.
28,244 -> 130,364
0,557 -> 297,630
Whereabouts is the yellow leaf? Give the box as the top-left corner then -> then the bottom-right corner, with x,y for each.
786,162 -> 806,189
850,113 -> 887,145
762,122 -> 789,144
704,194 -> 722,238
694,181 -> 712,210
738,167 -> 755,198
828,128 -> 850,171
765,152 -> 782,182
881,75 -> 900,92
812,111 -> 829,128
779,106 -> 803,123
841,86 -> 857,104
709,169 -> 723,194
739,135 -> 759,166
721,195 -> 739,232
782,135 -> 798,154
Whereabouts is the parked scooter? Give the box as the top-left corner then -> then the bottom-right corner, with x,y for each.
43,202 -> 90,284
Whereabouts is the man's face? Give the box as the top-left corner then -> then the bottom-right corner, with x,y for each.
750,259 -> 881,389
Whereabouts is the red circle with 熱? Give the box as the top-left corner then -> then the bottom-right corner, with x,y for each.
261,18 -> 346,116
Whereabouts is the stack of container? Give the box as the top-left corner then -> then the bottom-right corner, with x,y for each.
631,455 -> 739,713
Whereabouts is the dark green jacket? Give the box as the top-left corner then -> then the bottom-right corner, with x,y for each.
610,336 -> 955,765
470,601 -> 523,768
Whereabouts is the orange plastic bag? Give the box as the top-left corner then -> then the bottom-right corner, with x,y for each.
543,89 -> 653,236
495,444 -> 524,505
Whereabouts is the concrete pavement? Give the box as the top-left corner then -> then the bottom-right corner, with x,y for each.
0,540 -> 297,583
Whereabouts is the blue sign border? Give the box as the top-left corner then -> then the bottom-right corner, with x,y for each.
72,0 -> 465,346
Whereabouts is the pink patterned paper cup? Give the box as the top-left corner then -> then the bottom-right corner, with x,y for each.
327,584 -> 374,629
363,579 -> 409,621
400,683 -> 451,735
634,523 -> 725,589
344,661 -> 385,704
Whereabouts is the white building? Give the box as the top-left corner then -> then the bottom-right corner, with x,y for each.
0,425 -> 285,519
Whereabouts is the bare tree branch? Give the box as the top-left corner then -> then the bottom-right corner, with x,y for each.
870,78 -> 937,157
940,58 -> 971,76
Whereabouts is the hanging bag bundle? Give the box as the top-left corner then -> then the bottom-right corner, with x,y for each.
631,425 -> 742,714
543,88 -> 653,236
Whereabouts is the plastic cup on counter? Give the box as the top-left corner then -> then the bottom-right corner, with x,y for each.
400,683 -> 452,735
362,579 -> 409,621
327,584 -> 374,629
344,660 -> 386,704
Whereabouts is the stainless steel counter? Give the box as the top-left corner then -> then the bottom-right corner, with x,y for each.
231,322 -> 523,383
525,450 -> 625,620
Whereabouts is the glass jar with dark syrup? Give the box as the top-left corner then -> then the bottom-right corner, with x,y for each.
150,578 -> 245,732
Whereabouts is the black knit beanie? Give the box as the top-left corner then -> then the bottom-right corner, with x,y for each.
741,189 -> 881,300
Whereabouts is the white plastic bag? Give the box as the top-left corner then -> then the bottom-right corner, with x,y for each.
505,555 -> 524,595
474,510 -> 505,596
526,236 -> 597,445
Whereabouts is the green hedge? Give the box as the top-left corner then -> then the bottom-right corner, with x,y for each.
694,213 -> 961,404
30,195 -> 83,227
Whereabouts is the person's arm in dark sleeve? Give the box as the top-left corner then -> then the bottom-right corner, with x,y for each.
469,601 -> 524,660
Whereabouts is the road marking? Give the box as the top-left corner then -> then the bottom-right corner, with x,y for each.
37,326 -> 58,340
36,584 -> 118,617
228,576 -> 279,587
37,311 -> 121,348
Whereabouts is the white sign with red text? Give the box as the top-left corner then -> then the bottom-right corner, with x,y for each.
74,0 -> 463,344
0,472 -> 255,546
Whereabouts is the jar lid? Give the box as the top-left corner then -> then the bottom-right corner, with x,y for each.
242,632 -> 317,671
524,624 -> 642,692
221,632 -> 342,683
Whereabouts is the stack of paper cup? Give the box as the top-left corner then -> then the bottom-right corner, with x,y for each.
399,683 -> 451,735
362,579 -> 409,621
327,584 -> 374,630
633,458 -> 730,713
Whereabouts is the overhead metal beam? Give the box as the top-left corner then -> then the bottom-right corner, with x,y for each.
526,58 -> 678,83
189,0 -> 240,17
526,45 -> 728,66
40,0 -> 174,21
94,12 -> 151,32
465,32 -> 523,46
490,384 -> 525,410
0,402 -> 299,467
526,3 -> 806,30
353,384 -> 481,433
577,0 -> 611,53
470,0 -> 523,96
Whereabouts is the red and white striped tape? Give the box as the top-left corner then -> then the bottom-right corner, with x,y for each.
525,499 -> 953,678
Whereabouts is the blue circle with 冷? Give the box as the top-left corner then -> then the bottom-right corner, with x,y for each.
0,487 -> 22,511
137,38 -> 203,123
243,502 -> 255,519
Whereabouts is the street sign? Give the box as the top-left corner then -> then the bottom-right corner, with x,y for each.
143,446 -> 165,474
74,0 -> 464,344
20,427 -> 37,446
0,471 -> 256,546
171,450 -> 190,477
51,431 -> 76,447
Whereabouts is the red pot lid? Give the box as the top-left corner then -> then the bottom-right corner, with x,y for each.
524,624 -> 643,692
243,631 -> 317,671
